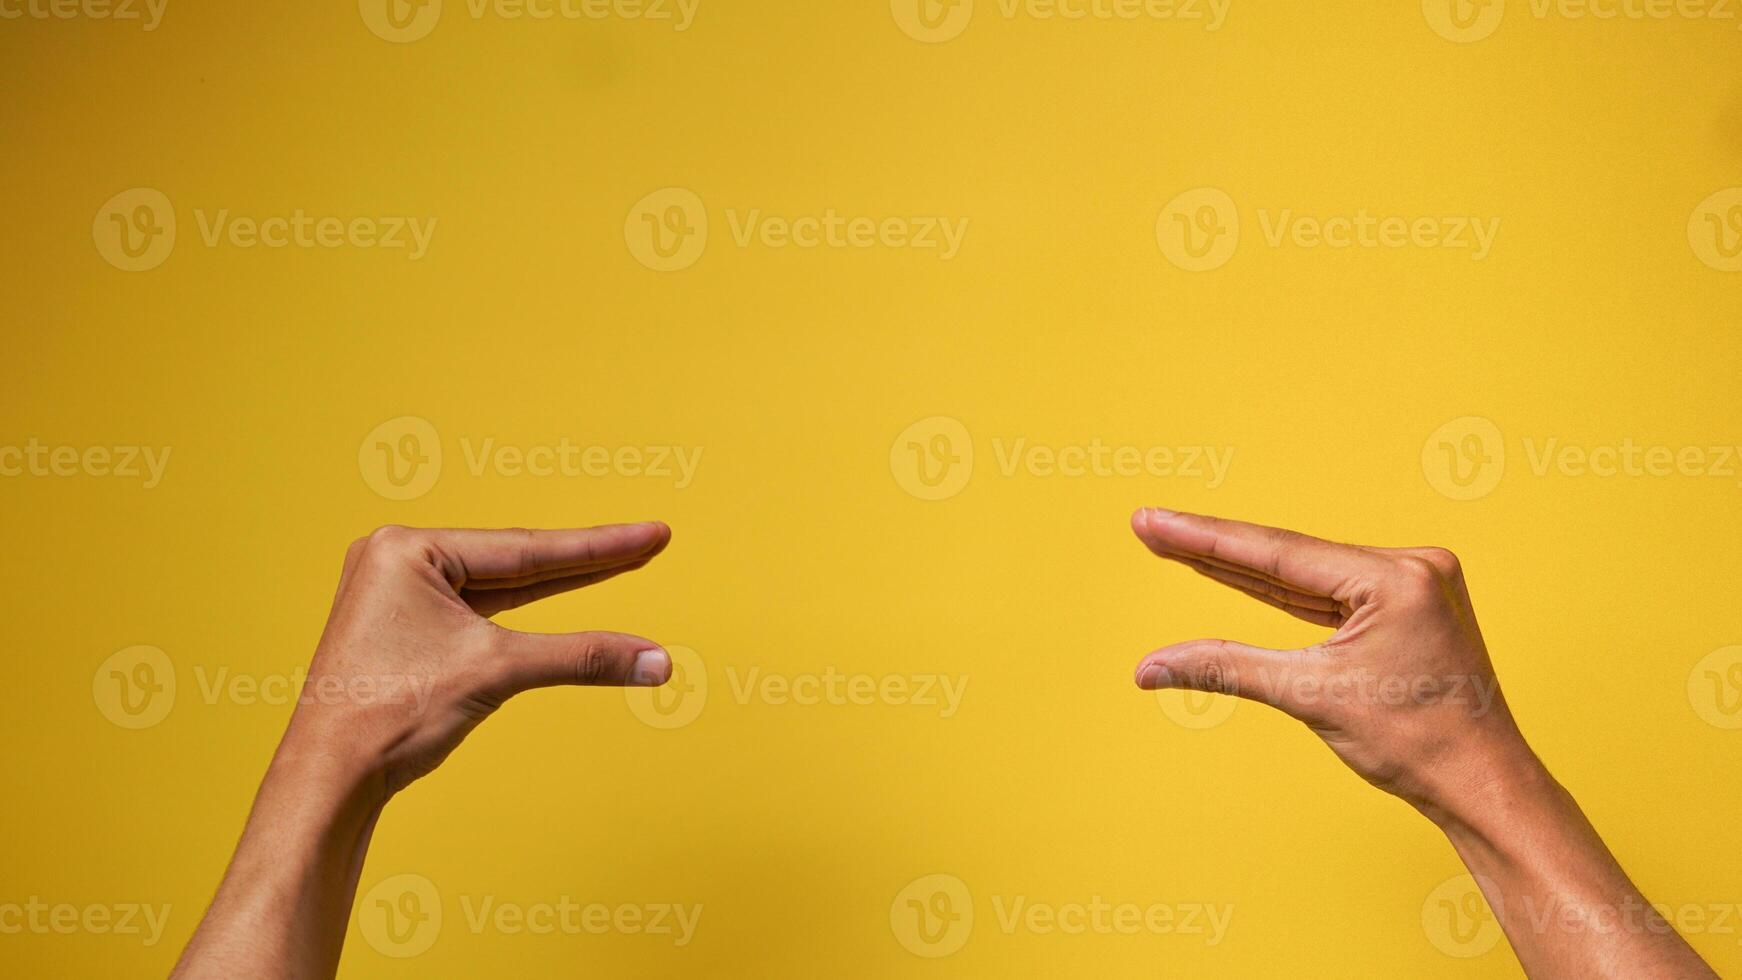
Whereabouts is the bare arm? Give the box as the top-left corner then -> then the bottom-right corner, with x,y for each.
1129,507 -> 1715,979
170,521 -> 674,979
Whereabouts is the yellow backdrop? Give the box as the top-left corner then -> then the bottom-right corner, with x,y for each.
3,0 -> 1740,976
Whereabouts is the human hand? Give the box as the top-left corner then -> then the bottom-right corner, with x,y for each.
168,521 -> 674,979
285,522 -> 673,801
1130,508 -> 1530,819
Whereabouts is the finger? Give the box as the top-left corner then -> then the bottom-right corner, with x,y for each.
490,629 -> 671,694
464,559 -> 652,618
1132,508 -> 1378,601
1135,638 -> 1320,721
463,546 -> 662,592
433,522 -> 671,587
1176,557 -> 1345,615
1216,583 -> 1346,629
1170,549 -> 1329,596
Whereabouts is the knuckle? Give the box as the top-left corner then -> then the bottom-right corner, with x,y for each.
571,640 -> 613,684
1389,556 -> 1446,601
366,524 -> 418,550
512,527 -> 538,573
363,524 -> 435,566
1191,647 -> 1235,695
1418,547 -> 1462,577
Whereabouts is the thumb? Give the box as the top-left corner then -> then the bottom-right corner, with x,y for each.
492,628 -> 671,693
1134,639 -> 1307,717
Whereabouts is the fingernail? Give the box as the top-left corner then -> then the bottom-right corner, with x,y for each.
630,649 -> 671,686
1137,662 -> 1170,689
1146,507 -> 1177,519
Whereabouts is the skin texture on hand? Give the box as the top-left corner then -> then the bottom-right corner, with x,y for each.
294,522 -> 674,798
170,522 -> 674,980
1130,507 -> 1716,980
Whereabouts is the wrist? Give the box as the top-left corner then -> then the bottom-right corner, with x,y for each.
1417,734 -> 1564,855
1408,726 -> 1549,827
271,712 -> 392,815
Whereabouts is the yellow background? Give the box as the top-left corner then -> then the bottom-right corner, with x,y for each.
3,0 -> 1740,976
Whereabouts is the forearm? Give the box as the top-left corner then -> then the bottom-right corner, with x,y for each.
1428,742 -> 1715,979
171,729 -> 386,980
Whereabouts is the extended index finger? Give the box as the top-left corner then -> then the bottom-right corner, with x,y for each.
432,522 -> 671,587
1131,508 -> 1378,601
